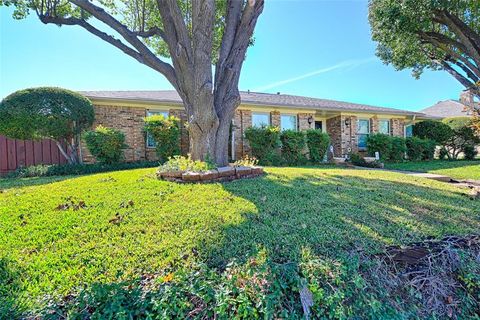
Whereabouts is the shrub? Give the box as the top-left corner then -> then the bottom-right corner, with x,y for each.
442,117 -> 480,159
0,87 -> 95,164
413,120 -> 453,144
349,153 -> 383,168
144,114 -> 180,163
406,137 -> 435,161
305,129 -> 330,163
244,126 -> 282,166
158,155 -> 216,173
438,147 -> 448,160
280,130 -> 307,165
83,126 -> 127,164
463,145 -> 477,160
389,136 -> 407,162
366,133 -> 392,160
4,161 -> 159,179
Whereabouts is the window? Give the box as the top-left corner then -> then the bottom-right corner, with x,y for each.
405,124 -> 413,137
379,119 -> 390,135
315,121 -> 323,131
281,114 -> 297,131
252,112 -> 270,127
146,110 -> 168,148
357,119 -> 370,149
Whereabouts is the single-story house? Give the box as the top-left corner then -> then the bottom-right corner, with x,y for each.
421,90 -> 477,119
78,90 -> 434,162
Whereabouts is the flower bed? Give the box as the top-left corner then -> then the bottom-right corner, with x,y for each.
157,165 -> 264,183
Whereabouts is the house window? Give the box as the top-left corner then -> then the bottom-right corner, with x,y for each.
281,114 -> 297,131
146,110 -> 169,148
357,119 -> 370,149
405,124 -> 413,137
315,120 -> 323,131
379,119 -> 390,135
252,112 -> 270,127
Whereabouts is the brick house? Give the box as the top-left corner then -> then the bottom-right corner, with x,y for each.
76,90 -> 434,163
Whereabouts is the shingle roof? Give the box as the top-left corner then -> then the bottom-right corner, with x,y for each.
421,100 -> 473,118
80,90 -> 428,117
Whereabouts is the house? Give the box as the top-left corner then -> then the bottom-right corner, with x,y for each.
421,90 -> 477,119
78,90 -> 434,162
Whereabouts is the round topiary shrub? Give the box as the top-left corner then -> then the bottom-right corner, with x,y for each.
413,120 -> 453,145
83,126 -> 128,164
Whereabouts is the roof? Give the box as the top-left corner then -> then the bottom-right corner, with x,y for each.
80,90 -> 429,117
421,100 -> 473,118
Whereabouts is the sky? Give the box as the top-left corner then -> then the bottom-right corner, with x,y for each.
0,0 -> 464,111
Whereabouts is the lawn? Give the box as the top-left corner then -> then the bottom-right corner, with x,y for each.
384,159 -> 480,180
1,167 -> 479,318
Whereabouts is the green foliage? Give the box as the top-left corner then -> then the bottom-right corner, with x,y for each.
83,126 -> 128,164
463,145 -> 477,160
406,137 -> 435,161
158,155 -> 216,173
366,134 -> 406,162
233,155 -> 259,167
305,129 -> 330,163
368,0 -> 480,79
442,117 -> 480,159
366,133 -> 392,160
439,147 -> 449,160
244,126 -> 282,166
280,130 -> 307,165
349,153 -> 383,168
1,167 -> 479,316
413,120 -> 453,145
0,87 -> 94,141
4,161 -> 158,179
144,114 -> 181,163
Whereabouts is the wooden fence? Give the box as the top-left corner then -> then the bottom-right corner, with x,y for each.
0,135 -> 68,175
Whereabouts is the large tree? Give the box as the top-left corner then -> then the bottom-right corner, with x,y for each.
2,0 -> 264,165
368,0 -> 480,135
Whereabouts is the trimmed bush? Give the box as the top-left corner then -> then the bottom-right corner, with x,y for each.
280,130 -> 307,165
406,137 -> 435,161
144,114 -> 180,163
389,136 -> 407,162
306,129 -> 330,163
463,145 -> 477,160
413,120 -> 453,144
83,126 -> 127,164
366,133 -> 392,160
244,126 -> 282,166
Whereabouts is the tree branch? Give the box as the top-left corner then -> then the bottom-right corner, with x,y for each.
67,0 -> 178,88
133,26 -> 165,39
437,59 -> 476,90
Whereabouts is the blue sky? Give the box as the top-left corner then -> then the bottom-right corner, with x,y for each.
0,0 -> 463,111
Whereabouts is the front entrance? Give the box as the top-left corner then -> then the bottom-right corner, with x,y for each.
315,120 -> 323,131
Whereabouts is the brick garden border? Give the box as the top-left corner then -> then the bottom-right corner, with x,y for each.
157,166 -> 264,183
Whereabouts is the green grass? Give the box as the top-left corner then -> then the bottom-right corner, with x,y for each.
384,160 -> 480,180
1,166 -> 479,315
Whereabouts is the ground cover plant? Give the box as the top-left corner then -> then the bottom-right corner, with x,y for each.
1,167 -> 479,318
384,160 -> 480,180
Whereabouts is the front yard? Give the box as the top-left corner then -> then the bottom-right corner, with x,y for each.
1,166 -> 479,318
384,160 -> 480,180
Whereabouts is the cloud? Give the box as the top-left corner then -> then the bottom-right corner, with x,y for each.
252,57 -> 376,92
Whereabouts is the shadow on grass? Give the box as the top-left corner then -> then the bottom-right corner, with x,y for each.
205,169 -> 480,268
0,176 -> 73,190
0,258 -> 25,319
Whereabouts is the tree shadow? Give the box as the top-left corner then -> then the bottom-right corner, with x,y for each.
205,168 -> 480,268
0,176 -> 73,190
0,258 -> 25,319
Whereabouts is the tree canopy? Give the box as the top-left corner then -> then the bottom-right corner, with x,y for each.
1,0 -> 264,165
369,0 -> 480,95
0,87 -> 95,163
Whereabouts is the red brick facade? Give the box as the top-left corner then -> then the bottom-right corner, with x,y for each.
81,104 -> 407,163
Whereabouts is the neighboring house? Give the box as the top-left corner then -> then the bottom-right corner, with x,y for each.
421,100 -> 473,118
77,90 -> 433,162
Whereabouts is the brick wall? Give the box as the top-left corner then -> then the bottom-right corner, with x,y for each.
270,111 -> 280,127
370,116 -> 379,133
298,113 -> 315,131
391,118 -> 405,137
327,115 -> 342,157
234,109 -> 252,160
82,105 -> 147,163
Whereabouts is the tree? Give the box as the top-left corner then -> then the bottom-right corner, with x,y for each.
412,120 -> 453,145
368,0 -> 480,134
0,87 -> 95,164
442,116 -> 480,159
2,0 -> 264,166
